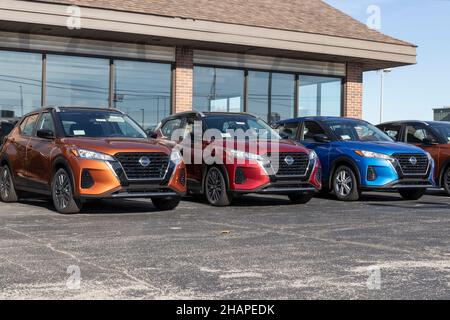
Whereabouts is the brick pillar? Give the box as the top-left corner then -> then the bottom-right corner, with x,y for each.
173,46 -> 194,114
343,62 -> 363,119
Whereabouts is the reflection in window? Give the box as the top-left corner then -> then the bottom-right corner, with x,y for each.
46,55 -> 109,108
248,71 -> 269,121
0,51 -> 42,119
299,75 -> 342,117
271,73 -> 295,124
114,60 -> 171,130
194,67 -> 244,112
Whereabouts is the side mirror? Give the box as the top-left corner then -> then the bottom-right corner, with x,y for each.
146,130 -> 158,139
36,129 -> 54,139
313,134 -> 331,143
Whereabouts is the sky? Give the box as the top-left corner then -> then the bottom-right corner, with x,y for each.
323,0 -> 450,124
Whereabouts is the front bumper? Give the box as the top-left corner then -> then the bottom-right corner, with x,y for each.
358,157 -> 435,190
227,157 -> 322,195
68,155 -> 187,199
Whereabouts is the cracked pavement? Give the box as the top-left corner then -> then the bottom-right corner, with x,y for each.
0,191 -> 449,299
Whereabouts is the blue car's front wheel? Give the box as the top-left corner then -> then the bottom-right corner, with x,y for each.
332,166 -> 360,201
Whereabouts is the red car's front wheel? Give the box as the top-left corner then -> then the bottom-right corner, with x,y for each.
205,167 -> 233,206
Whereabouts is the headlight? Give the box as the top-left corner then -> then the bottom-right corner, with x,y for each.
354,150 -> 393,161
72,148 -> 115,161
228,149 -> 271,167
309,150 -> 318,160
228,149 -> 264,161
170,149 -> 183,163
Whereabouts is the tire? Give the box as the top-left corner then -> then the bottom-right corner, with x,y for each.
332,165 -> 360,201
398,189 -> 426,201
443,167 -> 450,197
0,165 -> 18,203
51,168 -> 82,214
152,197 -> 181,211
288,193 -> 314,204
204,166 -> 233,206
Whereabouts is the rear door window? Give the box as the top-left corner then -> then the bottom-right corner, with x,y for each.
20,114 -> 39,137
379,124 -> 402,141
301,121 -> 326,142
277,122 -> 299,140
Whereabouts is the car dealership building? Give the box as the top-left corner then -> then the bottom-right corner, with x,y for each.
0,0 -> 416,129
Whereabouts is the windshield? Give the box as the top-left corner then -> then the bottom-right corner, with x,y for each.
58,110 -> 147,138
326,120 -> 392,142
430,122 -> 450,143
203,115 -> 281,140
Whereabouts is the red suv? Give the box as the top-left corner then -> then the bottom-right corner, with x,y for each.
152,112 -> 321,206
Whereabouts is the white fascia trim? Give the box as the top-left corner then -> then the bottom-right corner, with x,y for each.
0,0 -> 417,65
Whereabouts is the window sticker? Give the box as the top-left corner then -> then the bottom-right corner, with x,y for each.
73,130 -> 86,136
341,135 -> 351,141
108,116 -> 125,123
95,119 -> 107,122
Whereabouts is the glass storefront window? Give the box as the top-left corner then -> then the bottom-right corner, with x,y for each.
46,55 -> 110,108
0,51 -> 42,119
248,71 -> 269,121
114,60 -> 171,130
194,67 -> 244,112
298,75 -> 342,117
271,73 -> 295,124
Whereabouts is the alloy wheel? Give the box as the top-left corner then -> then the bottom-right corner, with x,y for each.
335,170 -> 353,197
206,168 -> 224,203
0,167 -> 11,200
54,171 -> 72,210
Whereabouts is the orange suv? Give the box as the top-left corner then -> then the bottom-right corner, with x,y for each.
0,107 -> 186,213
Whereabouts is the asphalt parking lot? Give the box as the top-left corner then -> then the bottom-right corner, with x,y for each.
0,191 -> 449,300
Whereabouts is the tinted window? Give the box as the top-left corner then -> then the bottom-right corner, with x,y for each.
380,124 -> 402,141
46,55 -> 110,108
21,114 -> 39,136
194,67 -> 244,113
299,76 -> 342,117
430,123 -> 450,143
277,122 -> 299,140
406,125 -> 439,144
302,121 -> 326,142
58,110 -> 146,138
114,60 -> 171,130
0,51 -> 42,119
271,73 -> 295,124
161,118 -> 183,138
37,113 -> 55,132
248,71 -> 270,121
326,120 -> 391,142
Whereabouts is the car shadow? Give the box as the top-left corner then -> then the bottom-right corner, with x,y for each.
17,198 -> 165,215
183,195 -> 292,207
315,191 -> 405,202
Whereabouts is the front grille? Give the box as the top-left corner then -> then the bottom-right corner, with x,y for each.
393,153 -> 429,176
115,152 -> 169,180
270,152 -> 310,176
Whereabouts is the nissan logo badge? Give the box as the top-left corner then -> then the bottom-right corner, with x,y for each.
139,156 -> 151,167
284,156 -> 295,166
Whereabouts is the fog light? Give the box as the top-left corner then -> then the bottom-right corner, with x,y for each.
367,166 -> 377,181
235,167 -> 246,185
81,169 -> 95,189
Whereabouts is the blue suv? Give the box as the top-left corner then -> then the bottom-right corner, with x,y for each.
275,117 -> 435,201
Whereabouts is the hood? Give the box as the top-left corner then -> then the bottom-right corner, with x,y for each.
208,138 -> 310,155
335,141 -> 427,155
60,137 -> 175,155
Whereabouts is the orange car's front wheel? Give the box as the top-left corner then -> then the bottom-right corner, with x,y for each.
51,168 -> 83,214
